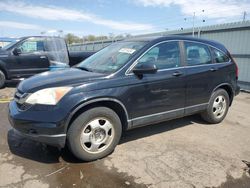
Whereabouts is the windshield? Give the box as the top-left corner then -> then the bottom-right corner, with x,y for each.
77,41 -> 147,74
1,39 -> 20,50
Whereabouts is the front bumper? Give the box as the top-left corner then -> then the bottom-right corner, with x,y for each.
12,129 -> 66,148
8,101 -> 67,148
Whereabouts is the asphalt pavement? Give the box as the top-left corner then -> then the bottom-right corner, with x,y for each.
0,87 -> 250,188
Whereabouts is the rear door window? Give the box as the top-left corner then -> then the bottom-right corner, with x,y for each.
184,42 -> 212,66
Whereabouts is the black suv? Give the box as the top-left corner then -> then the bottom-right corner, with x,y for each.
8,36 -> 240,161
0,36 -> 69,88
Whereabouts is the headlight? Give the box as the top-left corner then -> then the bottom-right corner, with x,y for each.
25,87 -> 72,105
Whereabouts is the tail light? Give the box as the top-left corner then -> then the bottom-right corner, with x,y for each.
235,62 -> 239,79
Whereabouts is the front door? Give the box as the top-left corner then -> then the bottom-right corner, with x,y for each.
125,41 -> 186,127
8,37 -> 50,78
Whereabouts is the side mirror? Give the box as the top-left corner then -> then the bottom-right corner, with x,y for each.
13,48 -> 22,56
132,63 -> 158,75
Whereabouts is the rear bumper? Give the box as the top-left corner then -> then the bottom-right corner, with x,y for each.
8,101 -> 67,148
235,85 -> 240,96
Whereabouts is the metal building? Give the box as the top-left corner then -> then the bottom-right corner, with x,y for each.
69,21 -> 250,90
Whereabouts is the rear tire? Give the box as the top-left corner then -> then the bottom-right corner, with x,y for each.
0,70 -> 6,89
67,107 -> 122,161
201,89 -> 229,124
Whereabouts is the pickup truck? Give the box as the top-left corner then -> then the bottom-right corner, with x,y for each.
0,36 -> 95,88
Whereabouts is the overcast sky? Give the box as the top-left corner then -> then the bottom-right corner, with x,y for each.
0,0 -> 249,37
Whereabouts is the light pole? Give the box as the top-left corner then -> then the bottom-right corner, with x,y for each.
187,10 -> 205,37
192,12 -> 195,37
198,20 -> 205,38
198,10 -> 205,38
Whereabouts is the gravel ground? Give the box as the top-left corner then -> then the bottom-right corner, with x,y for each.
0,87 -> 249,188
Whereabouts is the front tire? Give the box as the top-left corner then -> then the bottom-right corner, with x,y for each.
67,107 -> 122,161
201,89 -> 229,124
0,70 -> 6,89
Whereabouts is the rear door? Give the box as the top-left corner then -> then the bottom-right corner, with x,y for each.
210,47 -> 233,87
183,41 -> 215,115
126,41 -> 186,127
8,37 -> 50,78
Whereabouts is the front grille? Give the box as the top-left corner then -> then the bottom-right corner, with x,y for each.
16,102 -> 33,111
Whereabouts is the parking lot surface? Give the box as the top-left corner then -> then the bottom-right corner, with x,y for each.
0,87 -> 250,188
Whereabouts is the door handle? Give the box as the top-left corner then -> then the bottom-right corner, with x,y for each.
172,71 -> 183,77
40,56 -> 47,59
210,67 -> 218,72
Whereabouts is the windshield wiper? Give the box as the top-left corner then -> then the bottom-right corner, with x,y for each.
76,66 -> 92,72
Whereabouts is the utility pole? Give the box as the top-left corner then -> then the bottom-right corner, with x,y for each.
243,11 -> 247,22
192,12 -> 195,37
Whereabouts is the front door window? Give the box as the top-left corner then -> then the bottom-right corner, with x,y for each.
17,38 -> 45,53
137,41 -> 181,69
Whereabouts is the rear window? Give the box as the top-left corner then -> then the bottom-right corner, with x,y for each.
212,48 -> 230,63
45,38 -> 69,64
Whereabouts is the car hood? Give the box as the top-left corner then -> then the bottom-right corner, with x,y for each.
18,68 -> 106,93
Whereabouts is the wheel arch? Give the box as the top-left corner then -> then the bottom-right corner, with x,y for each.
66,98 -> 130,132
212,83 -> 234,106
0,63 -> 8,79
